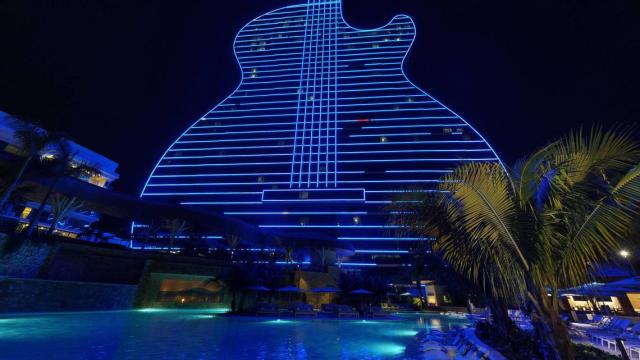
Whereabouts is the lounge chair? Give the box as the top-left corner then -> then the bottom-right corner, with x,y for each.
367,305 -> 389,318
289,303 -> 317,317
593,321 -> 640,352
335,304 -> 359,318
380,303 -> 399,312
255,302 -> 280,316
321,303 -> 338,315
588,318 -> 632,346
571,315 -> 612,330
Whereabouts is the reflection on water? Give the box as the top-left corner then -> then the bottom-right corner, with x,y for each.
0,310 -> 469,359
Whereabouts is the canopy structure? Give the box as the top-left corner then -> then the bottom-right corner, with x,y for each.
311,287 -> 340,293
277,286 -> 301,293
560,277 -> 640,297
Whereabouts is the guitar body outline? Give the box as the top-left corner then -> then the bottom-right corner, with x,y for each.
140,0 -> 501,258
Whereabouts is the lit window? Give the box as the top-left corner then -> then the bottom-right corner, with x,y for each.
88,174 -> 107,188
379,137 -> 387,143
4,144 -> 21,155
353,216 -> 360,224
257,176 -> 264,183
20,207 -> 32,219
406,97 -> 414,102
443,128 -> 452,134
299,191 -> 309,199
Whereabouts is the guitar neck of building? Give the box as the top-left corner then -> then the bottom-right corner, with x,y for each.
290,0 -> 343,190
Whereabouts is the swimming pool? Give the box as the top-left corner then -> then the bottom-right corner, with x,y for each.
0,309 -> 469,359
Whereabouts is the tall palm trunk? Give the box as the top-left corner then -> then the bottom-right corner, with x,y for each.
487,298 -> 516,341
0,155 -> 33,211
231,291 -> 237,312
525,279 -> 572,360
45,213 -> 63,237
26,176 -> 60,238
414,280 -> 425,309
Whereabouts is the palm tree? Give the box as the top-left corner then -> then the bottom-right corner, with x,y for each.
218,265 -> 250,312
136,220 -> 160,249
161,217 -> 189,251
224,233 -> 240,261
408,239 -> 429,309
45,194 -> 84,237
26,141 -> 99,238
392,126 -> 640,360
276,237 -> 295,264
0,119 -> 53,212
314,247 -> 331,272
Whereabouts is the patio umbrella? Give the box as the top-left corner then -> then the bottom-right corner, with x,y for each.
350,289 -> 374,295
247,285 -> 271,292
311,287 -> 340,293
277,286 -> 301,292
350,288 -> 374,307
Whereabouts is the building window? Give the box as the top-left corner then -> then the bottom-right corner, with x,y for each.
299,191 -> 309,199
352,216 -> 360,224
20,207 -> 32,219
88,174 -> 107,188
379,136 -> 387,143
257,176 -> 264,183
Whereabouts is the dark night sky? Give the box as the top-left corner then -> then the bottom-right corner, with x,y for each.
1,0 -> 638,195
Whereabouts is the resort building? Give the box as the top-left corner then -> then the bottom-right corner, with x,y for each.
138,0 -> 501,269
0,110 -> 120,238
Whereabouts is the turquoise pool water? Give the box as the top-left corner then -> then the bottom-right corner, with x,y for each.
0,309 -> 469,359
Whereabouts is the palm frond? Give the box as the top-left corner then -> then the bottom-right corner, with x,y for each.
512,142 -> 557,209
440,162 -> 528,269
546,125 -> 640,194
555,164 -> 640,287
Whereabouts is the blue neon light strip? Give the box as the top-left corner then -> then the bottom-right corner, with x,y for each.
223,211 -> 367,215
355,250 -> 409,254
258,225 -> 404,229
163,148 -> 489,160
338,237 -> 434,241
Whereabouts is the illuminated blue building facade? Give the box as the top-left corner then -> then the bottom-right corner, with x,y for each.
141,0 -> 500,267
